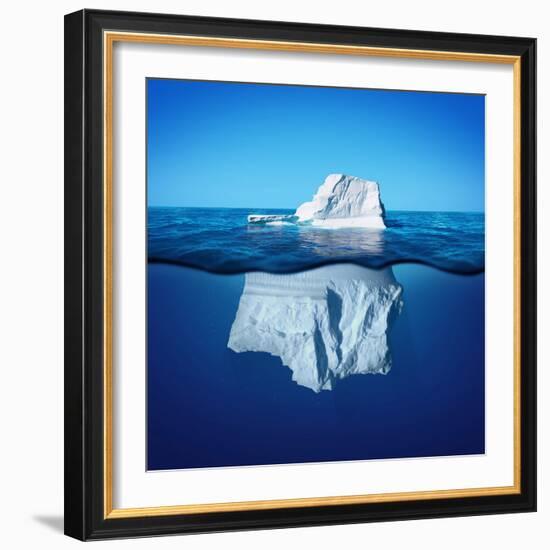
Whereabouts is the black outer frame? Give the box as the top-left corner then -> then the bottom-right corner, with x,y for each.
64,9 -> 537,541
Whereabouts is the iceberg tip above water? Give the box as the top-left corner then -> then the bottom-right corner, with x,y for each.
248,173 -> 386,229
295,173 -> 386,228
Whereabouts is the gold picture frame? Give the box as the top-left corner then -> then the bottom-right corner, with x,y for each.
65,9 -> 536,540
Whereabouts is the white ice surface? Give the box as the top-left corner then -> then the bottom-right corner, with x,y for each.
295,174 -> 386,228
228,264 -> 402,392
248,174 -> 386,229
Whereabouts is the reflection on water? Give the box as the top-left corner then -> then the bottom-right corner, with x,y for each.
246,223 -> 385,257
228,264 -> 403,392
297,227 -> 384,257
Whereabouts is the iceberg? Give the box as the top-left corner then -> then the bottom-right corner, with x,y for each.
247,174 -> 386,229
295,174 -> 386,228
227,264 -> 403,392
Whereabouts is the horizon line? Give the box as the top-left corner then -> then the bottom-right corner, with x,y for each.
148,205 -> 485,214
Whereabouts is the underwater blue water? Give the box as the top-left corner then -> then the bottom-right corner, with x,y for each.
147,263 -> 485,470
148,207 -> 484,275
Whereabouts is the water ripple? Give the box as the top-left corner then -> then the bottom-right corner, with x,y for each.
148,207 -> 485,275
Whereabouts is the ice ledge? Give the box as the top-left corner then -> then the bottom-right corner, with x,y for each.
248,214 -> 296,224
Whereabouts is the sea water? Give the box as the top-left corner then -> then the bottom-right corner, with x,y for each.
148,207 -> 484,274
147,207 -> 485,470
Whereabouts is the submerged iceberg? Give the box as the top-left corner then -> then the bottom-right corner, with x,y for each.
248,174 -> 386,229
227,264 -> 403,392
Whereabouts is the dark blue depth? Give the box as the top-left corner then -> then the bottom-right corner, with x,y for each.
147,263 -> 485,471
148,207 -> 484,275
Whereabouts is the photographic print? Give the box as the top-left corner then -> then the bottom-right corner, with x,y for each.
146,78 -> 485,471
65,11 -> 536,539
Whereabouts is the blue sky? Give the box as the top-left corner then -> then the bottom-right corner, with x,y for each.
147,78 -> 485,212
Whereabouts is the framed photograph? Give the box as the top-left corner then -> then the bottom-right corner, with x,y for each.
64,9 -> 536,540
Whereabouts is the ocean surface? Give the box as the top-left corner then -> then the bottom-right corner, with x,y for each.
148,207 -> 485,275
